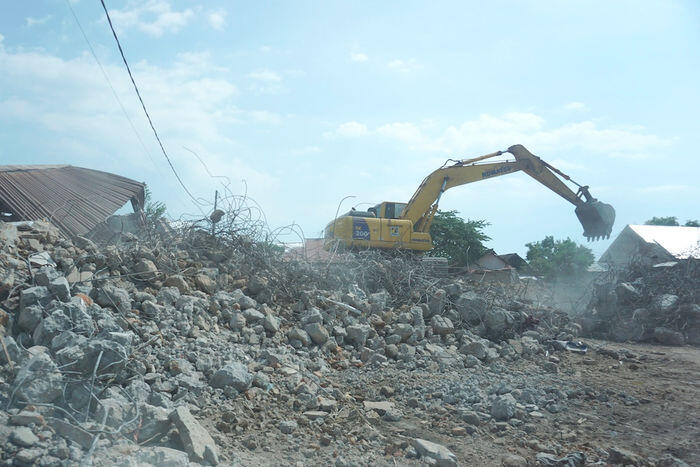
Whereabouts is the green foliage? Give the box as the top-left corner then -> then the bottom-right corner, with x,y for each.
143,185 -> 167,225
525,236 -> 594,278
684,219 -> 699,227
644,216 -> 679,226
429,210 -> 490,267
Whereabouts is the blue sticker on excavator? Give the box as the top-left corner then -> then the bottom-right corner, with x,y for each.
352,218 -> 370,240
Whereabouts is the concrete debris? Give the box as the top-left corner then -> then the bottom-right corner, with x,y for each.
0,219 -> 695,465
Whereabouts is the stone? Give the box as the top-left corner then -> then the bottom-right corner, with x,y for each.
431,315 -> 454,335
141,300 -> 165,319
20,286 -> 50,310
653,294 -> 679,313
263,313 -> 280,333
96,285 -> 132,313
49,276 -> 71,301
10,410 -> 45,426
194,273 -> 216,294
491,394 -> 517,421
288,327 -> 311,347
134,259 -> 159,280
427,289 -> 447,318
170,406 -> 219,464
18,305 -> 43,333
502,454 -> 527,467
385,344 -> 399,359
345,324 -> 371,347
535,452 -> 585,467
128,446 -> 190,466
279,420 -> 298,434
210,362 -> 253,392
230,313 -> 246,331
411,438 -> 459,467
363,400 -> 394,416
47,417 -> 93,449
243,308 -> 265,324
9,427 -> 40,447
654,327 -> 685,346
393,323 -> 414,341
461,341 -> 487,360
615,282 -> 640,304
238,294 -> 257,310
12,352 -> 63,404
33,309 -> 72,346
303,411 -> 328,420
15,448 -> 44,464
163,275 -> 190,294
137,404 -> 171,441
300,308 -> 323,325
305,322 -> 330,345
484,308 -> 514,339
455,291 -> 487,324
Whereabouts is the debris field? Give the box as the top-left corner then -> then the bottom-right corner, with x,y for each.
0,220 -> 698,466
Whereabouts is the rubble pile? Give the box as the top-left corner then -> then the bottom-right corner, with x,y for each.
581,259 -> 699,346
0,219 -> 694,465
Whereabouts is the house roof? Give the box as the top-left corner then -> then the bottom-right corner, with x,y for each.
0,165 -> 145,237
627,224 -> 700,259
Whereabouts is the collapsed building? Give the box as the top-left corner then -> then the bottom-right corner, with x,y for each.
0,164 -> 145,240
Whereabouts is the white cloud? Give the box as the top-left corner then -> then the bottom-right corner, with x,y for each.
248,110 -> 281,124
325,121 -> 369,138
107,0 -> 194,37
25,16 -> 52,27
387,58 -> 420,73
565,102 -> 588,111
350,52 -> 368,62
208,10 -> 226,30
638,184 -> 695,194
289,146 -> 321,156
247,70 -> 282,82
0,33 -> 4,44
341,112 -> 668,162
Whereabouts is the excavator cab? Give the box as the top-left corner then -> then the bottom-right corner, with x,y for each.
573,186 -> 616,241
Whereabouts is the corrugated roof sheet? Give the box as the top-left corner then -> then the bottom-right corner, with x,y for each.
628,224 -> 700,259
0,165 -> 145,238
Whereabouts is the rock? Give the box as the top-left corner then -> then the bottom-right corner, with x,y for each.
279,420 -> 298,434
127,446 -> 190,466
607,447 -> 642,465
96,285 -> 132,313
263,313 -> 280,333
288,327 -> 311,347
10,410 -> 45,426
303,411 -> 328,420
491,394 -> 516,421
18,305 -> 43,333
163,275 -> 190,294
49,276 -> 71,301
210,362 -> 253,392
385,344 -> 399,359
20,286 -> 50,310
484,308 -> 514,339
427,289 -> 447,318
242,308 -> 265,324
9,427 -> 40,447
653,294 -> 679,313
33,309 -> 72,346
47,417 -> 93,449
654,327 -> 685,346
305,322 -> 330,345
12,352 -> 63,404
536,452 -> 585,467
141,300 -> 165,319
411,438 -> 459,467
170,406 -> 219,464
363,400 -> 394,416
137,404 -> 171,441
345,324 -> 371,347
15,448 -> 45,464
134,259 -> 159,280
502,454 -> 527,467
456,291 -> 487,324
461,341 -> 487,360
194,273 -> 216,294
230,313 -> 246,331
238,294 -> 257,310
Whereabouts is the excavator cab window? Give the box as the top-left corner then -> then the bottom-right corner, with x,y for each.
374,202 -> 407,219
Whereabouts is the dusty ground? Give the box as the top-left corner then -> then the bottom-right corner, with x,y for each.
206,339 -> 699,466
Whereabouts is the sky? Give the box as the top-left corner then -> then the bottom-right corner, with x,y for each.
1,0 -> 698,258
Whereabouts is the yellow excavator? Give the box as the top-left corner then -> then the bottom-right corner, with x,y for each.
324,144 -> 615,252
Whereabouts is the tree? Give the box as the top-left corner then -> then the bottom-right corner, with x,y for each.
684,219 -> 700,227
143,185 -> 167,226
644,216 -> 679,226
429,210 -> 490,267
525,236 -> 594,278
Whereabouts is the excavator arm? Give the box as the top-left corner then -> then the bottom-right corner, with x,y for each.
401,144 -> 615,240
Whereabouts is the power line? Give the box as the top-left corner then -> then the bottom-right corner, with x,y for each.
63,0 -> 160,173
98,0 -> 202,208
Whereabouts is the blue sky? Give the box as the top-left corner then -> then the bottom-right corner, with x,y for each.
1,1 -> 698,257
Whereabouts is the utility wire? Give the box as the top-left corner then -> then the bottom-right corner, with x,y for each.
63,0 -> 160,173
98,0 -> 203,210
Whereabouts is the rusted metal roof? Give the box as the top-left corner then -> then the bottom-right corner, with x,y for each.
0,165 -> 145,237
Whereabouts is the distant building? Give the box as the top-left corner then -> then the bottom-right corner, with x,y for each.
475,250 -> 529,271
600,224 -> 700,267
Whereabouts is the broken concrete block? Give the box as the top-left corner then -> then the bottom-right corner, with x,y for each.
169,406 -> 219,464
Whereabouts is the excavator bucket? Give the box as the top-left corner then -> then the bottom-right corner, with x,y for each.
575,201 -> 616,241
